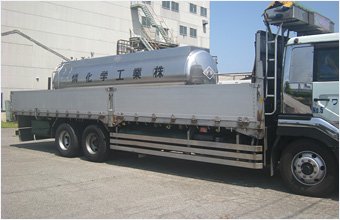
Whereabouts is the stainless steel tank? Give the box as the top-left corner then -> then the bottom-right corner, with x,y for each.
53,46 -> 218,89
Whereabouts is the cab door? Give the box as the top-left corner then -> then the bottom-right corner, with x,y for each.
312,42 -> 339,126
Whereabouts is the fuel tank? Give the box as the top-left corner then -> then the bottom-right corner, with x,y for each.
53,46 -> 218,89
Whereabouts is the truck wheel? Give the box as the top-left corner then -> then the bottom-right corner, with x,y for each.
82,125 -> 109,162
280,139 -> 337,197
55,123 -> 80,157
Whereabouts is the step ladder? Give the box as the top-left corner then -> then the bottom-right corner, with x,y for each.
264,23 -> 282,116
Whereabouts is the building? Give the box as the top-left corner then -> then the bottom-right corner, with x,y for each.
218,72 -> 252,84
1,1 -> 210,116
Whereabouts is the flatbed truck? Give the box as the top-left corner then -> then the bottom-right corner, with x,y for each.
10,2 -> 339,197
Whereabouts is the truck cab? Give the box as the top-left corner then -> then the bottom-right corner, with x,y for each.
282,33 -> 339,127
262,2 -> 339,196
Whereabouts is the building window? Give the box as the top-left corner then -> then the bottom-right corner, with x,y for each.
200,7 -> 207,17
164,28 -> 169,36
190,28 -> 197,38
171,1 -> 179,12
202,20 -> 208,33
142,1 -> 151,5
162,1 -> 170,10
1,93 -> 3,111
179,25 -> 187,36
189,3 -> 197,14
142,16 -> 151,27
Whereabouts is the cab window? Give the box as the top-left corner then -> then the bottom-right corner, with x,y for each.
314,44 -> 339,82
289,45 -> 313,83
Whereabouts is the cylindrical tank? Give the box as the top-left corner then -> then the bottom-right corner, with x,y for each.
53,46 -> 218,89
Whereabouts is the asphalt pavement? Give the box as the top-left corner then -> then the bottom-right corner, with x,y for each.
1,128 -> 339,218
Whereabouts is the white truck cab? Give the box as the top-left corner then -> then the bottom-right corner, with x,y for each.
282,33 -> 339,127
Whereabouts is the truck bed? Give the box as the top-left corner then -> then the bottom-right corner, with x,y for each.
11,83 -> 265,138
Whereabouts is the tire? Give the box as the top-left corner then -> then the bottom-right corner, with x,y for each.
82,124 -> 109,162
55,123 -> 80,157
280,139 -> 337,197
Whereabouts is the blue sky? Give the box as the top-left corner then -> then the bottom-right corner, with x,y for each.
210,1 -> 339,73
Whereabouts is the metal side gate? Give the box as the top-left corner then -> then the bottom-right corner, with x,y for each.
110,133 -> 263,169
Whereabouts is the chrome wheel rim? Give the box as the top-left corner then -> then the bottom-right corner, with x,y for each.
291,151 -> 326,186
86,133 -> 99,154
59,130 -> 71,150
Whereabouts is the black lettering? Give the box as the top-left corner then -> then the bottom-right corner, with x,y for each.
153,66 -> 164,78
133,68 -> 142,79
86,72 -> 92,82
72,74 -> 78,83
100,71 -> 108,81
116,69 -> 124,80
332,99 -> 338,105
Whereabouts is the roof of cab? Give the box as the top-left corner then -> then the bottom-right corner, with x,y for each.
287,33 -> 339,45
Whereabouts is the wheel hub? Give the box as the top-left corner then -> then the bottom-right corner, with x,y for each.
301,162 -> 314,175
86,133 -> 99,154
59,130 -> 71,150
291,151 -> 326,185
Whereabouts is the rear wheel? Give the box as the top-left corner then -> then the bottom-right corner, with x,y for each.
82,124 -> 109,162
280,139 -> 337,197
55,123 -> 80,157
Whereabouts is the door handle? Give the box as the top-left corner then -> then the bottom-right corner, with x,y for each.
313,98 -> 330,102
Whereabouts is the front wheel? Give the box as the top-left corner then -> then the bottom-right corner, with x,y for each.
82,124 -> 109,162
280,139 -> 337,197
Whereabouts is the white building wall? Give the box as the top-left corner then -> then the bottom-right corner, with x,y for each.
1,1 -> 210,111
150,1 -> 210,48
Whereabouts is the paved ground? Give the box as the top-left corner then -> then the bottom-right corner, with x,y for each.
1,128 -> 339,218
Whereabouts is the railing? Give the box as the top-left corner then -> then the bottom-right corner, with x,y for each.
2,29 -> 70,61
130,1 -> 175,44
143,2 -> 175,44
